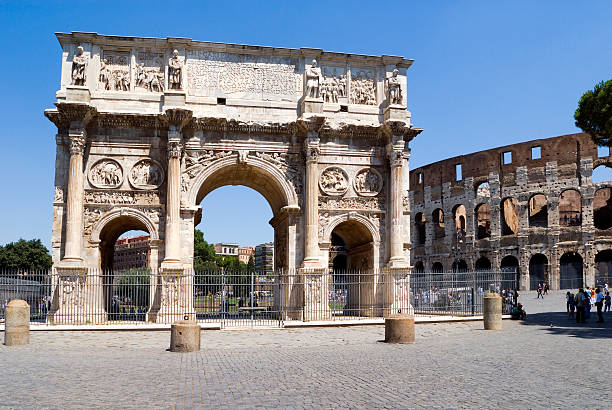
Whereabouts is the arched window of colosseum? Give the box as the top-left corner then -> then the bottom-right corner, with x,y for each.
475,203 -> 491,239
452,204 -> 466,242
501,197 -> 518,236
594,188 -> 612,230
432,262 -> 444,272
475,257 -> 491,271
452,259 -> 468,272
413,261 -> 424,273
432,208 -> 445,239
476,182 -> 490,198
528,194 -> 548,228
592,164 -> 612,183
415,212 -> 426,245
559,189 -> 582,227
529,254 -> 548,290
595,250 -> 612,287
501,255 -> 520,288
560,252 -> 583,289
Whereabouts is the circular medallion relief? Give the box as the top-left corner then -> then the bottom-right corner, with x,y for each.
319,166 -> 349,196
354,167 -> 383,197
88,158 -> 123,189
129,159 -> 165,190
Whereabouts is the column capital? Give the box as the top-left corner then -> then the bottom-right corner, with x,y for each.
69,135 -> 86,156
167,140 -> 183,159
387,142 -> 406,168
304,135 -> 321,163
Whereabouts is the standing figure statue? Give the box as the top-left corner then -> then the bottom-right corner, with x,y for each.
386,68 -> 402,105
99,58 -> 110,90
168,49 -> 182,90
71,45 -> 87,86
305,59 -> 321,99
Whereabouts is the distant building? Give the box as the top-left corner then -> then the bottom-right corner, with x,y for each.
214,243 -> 239,257
113,235 -> 150,271
255,242 -> 274,273
238,246 -> 255,264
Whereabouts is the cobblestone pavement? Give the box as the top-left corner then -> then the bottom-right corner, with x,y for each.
1,291 -> 611,409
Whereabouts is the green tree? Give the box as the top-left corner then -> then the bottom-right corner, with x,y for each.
0,239 -> 52,272
193,229 -> 217,271
247,255 -> 255,272
575,79 -> 612,146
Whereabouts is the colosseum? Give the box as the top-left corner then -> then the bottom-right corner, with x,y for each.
409,132 -> 612,291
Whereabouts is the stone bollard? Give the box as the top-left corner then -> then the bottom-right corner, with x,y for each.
170,320 -> 200,352
384,314 -> 415,344
483,292 -> 502,330
4,299 -> 30,346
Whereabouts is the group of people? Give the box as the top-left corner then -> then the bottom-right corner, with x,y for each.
566,287 -> 610,323
536,282 -> 549,298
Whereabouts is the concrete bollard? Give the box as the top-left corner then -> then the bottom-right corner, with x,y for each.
483,292 -> 502,330
384,314 -> 415,344
170,320 -> 201,352
4,299 -> 30,346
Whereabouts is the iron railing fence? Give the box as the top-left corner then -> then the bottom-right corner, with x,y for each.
0,268 -> 517,327
411,269 -> 518,316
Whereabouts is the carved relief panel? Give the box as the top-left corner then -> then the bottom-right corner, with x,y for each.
350,68 -> 377,105
135,51 -> 165,92
354,168 -> 383,197
319,167 -> 349,196
320,66 -> 347,104
88,158 -> 123,189
99,51 -> 130,91
129,159 -> 165,190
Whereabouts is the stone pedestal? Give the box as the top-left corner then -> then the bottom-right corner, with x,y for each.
302,270 -> 330,321
383,105 -> 408,122
4,300 -> 30,346
301,98 -> 323,115
49,267 -> 104,324
483,292 -> 502,330
163,91 -> 186,108
65,86 -> 91,103
384,314 -> 415,344
170,320 -> 200,352
149,269 -> 195,324
384,269 -> 412,316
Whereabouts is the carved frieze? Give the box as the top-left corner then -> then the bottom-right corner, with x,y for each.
319,196 -> 385,211
186,50 -> 300,98
84,190 -> 159,205
54,186 -> 64,203
319,167 -> 348,196
249,151 -> 303,195
350,68 -> 376,105
318,212 -> 333,240
354,168 -> 383,197
135,51 -> 165,92
83,207 -> 103,235
99,51 -> 130,91
88,158 -> 123,189
129,159 -> 165,190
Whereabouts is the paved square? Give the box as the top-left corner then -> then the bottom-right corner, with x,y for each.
1,291 -> 610,408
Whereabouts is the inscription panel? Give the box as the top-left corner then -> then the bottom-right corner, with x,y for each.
186,50 -> 300,99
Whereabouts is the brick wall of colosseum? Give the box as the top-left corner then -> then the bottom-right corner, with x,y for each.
409,132 -> 612,291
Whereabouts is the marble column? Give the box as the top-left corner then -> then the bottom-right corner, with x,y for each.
387,139 -> 408,267
62,132 -> 86,263
162,140 -> 183,269
302,134 -> 321,268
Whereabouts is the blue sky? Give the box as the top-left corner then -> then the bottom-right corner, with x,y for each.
0,1 -> 611,248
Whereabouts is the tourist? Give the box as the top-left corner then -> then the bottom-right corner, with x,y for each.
585,292 -> 592,321
595,288 -> 604,323
537,283 -> 543,299
511,303 -> 526,320
566,291 -> 572,312
575,289 -> 586,323
543,283 -> 549,295
605,291 -> 611,313
567,291 -> 575,318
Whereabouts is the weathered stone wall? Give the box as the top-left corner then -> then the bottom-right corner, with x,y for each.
410,132 -> 612,290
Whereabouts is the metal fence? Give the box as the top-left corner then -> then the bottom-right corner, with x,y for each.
0,268 -> 517,327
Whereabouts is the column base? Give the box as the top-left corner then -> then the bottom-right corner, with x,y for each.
386,257 -> 409,269
299,268 -> 330,321
49,264 -> 105,325
149,264 -> 195,324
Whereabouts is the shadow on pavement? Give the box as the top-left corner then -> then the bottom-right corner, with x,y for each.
518,311 -> 612,339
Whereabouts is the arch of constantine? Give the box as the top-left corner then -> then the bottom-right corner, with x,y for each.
45,32 -> 421,323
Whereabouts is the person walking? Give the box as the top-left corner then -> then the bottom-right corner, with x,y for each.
595,288 -> 605,323
575,289 -> 586,323
566,291 -> 571,312
568,292 -> 575,319
543,283 -> 549,295
537,283 -> 543,299
605,291 -> 611,313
